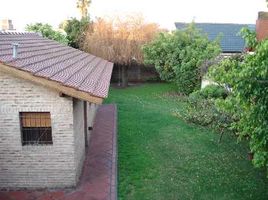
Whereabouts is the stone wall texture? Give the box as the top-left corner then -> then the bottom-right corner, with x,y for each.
0,71 -> 87,189
73,98 -> 85,183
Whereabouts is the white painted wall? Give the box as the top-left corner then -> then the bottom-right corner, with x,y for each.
201,78 -> 217,89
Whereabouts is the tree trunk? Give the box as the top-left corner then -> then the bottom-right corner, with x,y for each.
121,65 -> 128,88
118,64 -> 121,86
137,64 -> 141,81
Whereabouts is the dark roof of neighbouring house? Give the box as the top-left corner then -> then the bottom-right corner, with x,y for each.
175,23 -> 256,52
0,32 -> 113,102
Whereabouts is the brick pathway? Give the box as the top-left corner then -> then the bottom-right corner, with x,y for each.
0,104 -> 118,200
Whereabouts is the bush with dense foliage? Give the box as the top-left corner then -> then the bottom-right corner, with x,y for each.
143,24 -> 221,94
191,84 -> 228,99
177,85 -> 233,132
209,28 -> 268,175
61,17 -> 90,48
182,94 -> 217,126
26,23 -> 68,44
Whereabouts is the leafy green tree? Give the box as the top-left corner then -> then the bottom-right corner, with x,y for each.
240,27 -> 257,50
209,29 -> 268,175
61,17 -> 90,49
143,24 -> 221,94
26,23 -> 68,44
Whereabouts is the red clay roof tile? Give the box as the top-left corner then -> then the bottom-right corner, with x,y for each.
0,31 -> 113,98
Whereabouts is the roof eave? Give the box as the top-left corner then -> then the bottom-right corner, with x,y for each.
221,51 -> 242,53
0,63 -> 104,105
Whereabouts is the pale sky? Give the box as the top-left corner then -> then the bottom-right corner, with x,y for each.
0,0 -> 267,31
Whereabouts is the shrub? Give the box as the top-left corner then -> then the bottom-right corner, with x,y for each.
26,23 -> 69,44
143,23 -> 221,94
208,30 -> 268,174
183,95 -> 216,126
191,85 -> 228,99
61,17 -> 90,48
176,93 -> 234,132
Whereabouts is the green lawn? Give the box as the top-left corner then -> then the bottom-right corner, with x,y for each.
105,83 -> 268,200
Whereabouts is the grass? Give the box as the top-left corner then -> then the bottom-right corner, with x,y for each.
105,83 -> 268,200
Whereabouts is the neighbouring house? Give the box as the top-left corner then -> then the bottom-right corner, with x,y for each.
256,11 -> 268,41
0,19 -> 15,31
175,22 -> 255,88
0,32 -> 113,189
175,22 -> 255,54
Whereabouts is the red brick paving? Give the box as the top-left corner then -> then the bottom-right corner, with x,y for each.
0,104 -> 117,200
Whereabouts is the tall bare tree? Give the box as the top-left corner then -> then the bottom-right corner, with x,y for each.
77,0 -> 91,19
81,15 -> 161,87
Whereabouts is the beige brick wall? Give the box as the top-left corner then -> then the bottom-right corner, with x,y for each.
0,72 -> 86,189
86,103 -> 99,143
73,99 -> 85,182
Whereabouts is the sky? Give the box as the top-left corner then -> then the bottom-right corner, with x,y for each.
0,0 -> 267,31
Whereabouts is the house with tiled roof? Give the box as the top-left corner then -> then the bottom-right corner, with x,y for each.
0,32 -> 114,189
175,22 -> 255,53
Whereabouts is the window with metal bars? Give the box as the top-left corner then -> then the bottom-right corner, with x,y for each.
19,112 -> 53,145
